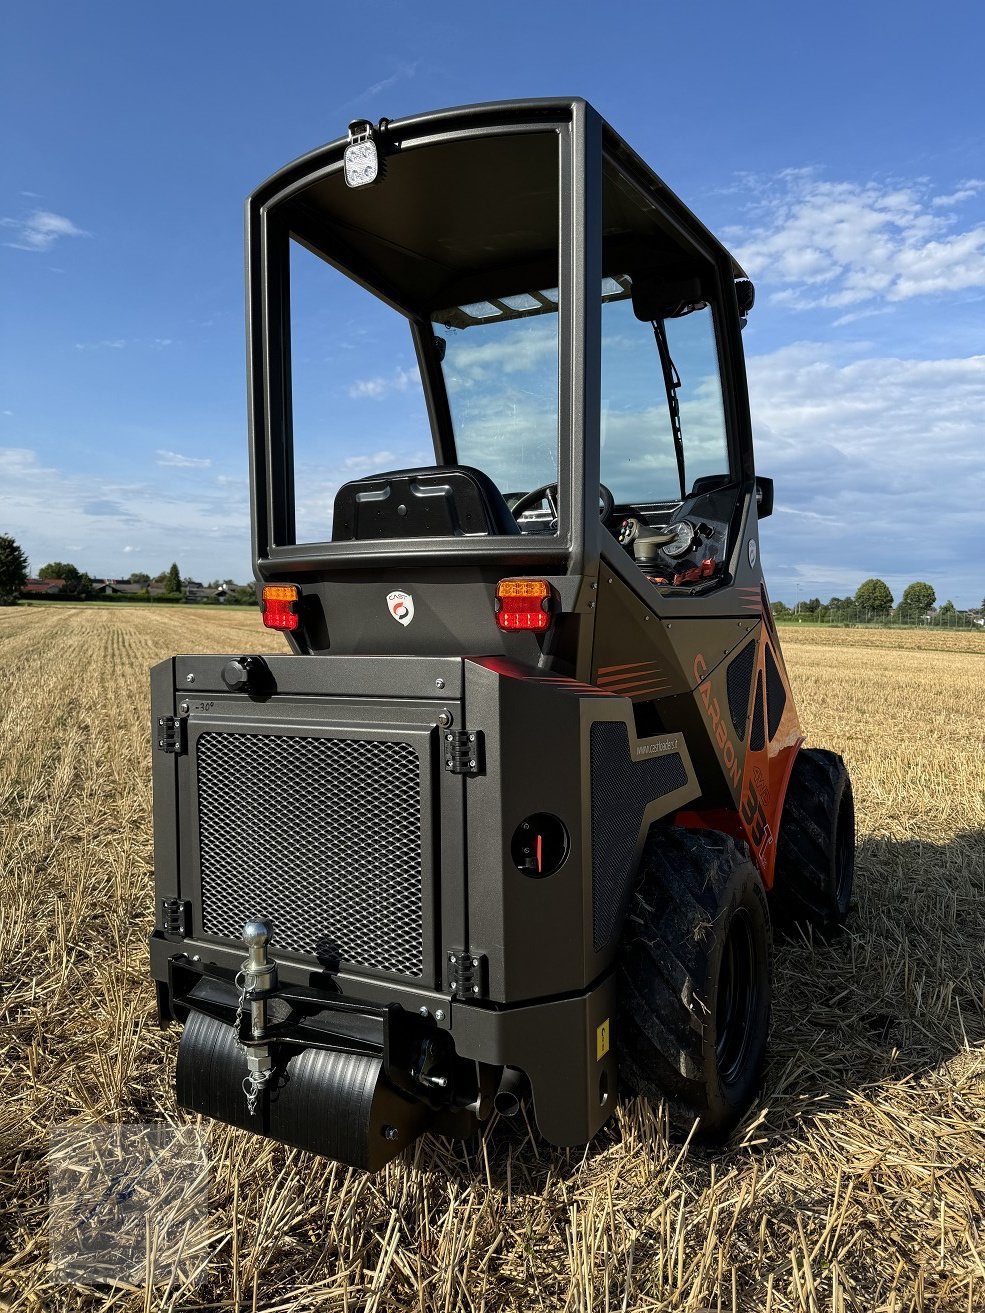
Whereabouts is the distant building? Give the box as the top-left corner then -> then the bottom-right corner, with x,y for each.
22,577 -> 66,595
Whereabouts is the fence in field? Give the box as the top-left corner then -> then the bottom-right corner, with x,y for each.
776,606 -> 983,629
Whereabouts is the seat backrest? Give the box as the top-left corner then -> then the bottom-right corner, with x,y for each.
332,466 -> 521,540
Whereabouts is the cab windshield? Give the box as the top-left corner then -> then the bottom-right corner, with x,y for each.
434,277 -> 730,511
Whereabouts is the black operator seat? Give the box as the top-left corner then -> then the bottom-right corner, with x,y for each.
332,465 -> 521,540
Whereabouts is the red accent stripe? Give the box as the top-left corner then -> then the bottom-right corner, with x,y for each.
597,678 -> 671,696
597,661 -> 653,675
617,683 -> 673,698
598,665 -> 664,679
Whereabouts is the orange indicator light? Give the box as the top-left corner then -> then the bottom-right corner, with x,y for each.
261,584 -> 300,631
494,579 -> 552,631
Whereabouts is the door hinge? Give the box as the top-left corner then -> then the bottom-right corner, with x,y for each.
442,730 -> 484,775
161,898 -> 191,936
447,950 -> 488,999
155,715 -> 187,755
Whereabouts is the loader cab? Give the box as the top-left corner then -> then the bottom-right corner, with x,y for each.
246,99 -> 761,667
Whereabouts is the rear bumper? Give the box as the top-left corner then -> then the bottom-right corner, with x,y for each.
154,930 -> 617,1159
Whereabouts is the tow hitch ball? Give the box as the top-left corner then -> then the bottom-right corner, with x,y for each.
236,920 -> 278,1115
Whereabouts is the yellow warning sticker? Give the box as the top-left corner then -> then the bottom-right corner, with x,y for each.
596,1018 -> 610,1061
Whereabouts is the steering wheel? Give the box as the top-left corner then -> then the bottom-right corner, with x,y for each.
511,482 -> 615,523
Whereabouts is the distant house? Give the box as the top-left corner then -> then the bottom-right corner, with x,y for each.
92,579 -> 147,596
22,577 -> 66,596
185,583 -> 227,603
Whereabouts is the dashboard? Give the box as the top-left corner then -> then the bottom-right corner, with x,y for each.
611,479 -> 739,589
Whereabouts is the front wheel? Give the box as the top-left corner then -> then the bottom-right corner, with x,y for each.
773,748 -> 855,932
617,828 -> 772,1139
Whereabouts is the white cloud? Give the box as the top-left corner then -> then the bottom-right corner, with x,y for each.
748,343 -> 985,606
729,171 -> 985,312
75,337 -> 176,352
156,450 -> 212,469
932,180 -> 985,208
335,62 -> 419,114
363,62 -> 418,99
2,209 -> 89,252
347,367 -> 417,400
341,450 -> 398,470
444,322 -> 557,382
0,446 -> 249,580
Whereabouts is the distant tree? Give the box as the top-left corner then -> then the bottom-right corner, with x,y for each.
77,572 -> 93,598
854,578 -> 893,614
0,534 -> 29,604
803,597 -> 822,614
39,561 -> 81,590
900,582 -> 935,615
771,600 -> 791,617
938,599 -> 956,620
164,562 -> 182,594
127,571 -> 151,586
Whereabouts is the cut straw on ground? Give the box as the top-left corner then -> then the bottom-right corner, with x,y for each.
0,608 -> 982,1311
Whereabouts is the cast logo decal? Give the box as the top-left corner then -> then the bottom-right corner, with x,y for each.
748,539 -> 758,568
386,591 -> 415,626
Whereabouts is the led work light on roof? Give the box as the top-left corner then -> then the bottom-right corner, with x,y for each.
343,119 -> 385,188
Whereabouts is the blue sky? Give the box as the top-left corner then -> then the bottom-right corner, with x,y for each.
2,1 -> 983,606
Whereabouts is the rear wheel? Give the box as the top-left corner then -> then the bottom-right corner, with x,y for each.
617,828 -> 772,1139
773,748 -> 855,932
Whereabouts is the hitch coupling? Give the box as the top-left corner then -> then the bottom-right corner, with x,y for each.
236,920 -> 278,1115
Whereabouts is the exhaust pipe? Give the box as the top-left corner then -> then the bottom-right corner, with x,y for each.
493,1067 -> 528,1117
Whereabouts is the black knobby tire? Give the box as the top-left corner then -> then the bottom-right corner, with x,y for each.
773,748 -> 855,932
617,828 -> 772,1139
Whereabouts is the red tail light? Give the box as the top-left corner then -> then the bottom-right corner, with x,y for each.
495,579 -> 552,632
261,584 -> 300,631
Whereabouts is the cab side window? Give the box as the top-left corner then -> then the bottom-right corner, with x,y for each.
600,294 -> 730,505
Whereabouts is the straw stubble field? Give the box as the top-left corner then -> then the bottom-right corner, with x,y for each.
0,606 -> 983,1312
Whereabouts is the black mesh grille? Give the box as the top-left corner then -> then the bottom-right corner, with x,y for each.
726,641 -> 756,740
196,732 -> 424,977
590,722 -> 687,951
750,674 -> 765,752
764,645 -> 786,741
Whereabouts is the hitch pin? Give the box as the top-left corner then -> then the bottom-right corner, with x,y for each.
239,920 -> 278,1114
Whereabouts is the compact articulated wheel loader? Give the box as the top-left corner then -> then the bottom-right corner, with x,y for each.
150,99 -> 855,1171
